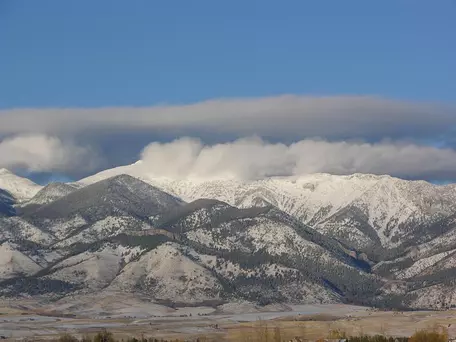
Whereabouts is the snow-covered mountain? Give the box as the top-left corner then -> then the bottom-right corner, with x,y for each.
18,182 -> 79,215
79,163 -> 456,255
26,182 -> 77,206
1,197 -> 354,305
28,174 -> 184,223
0,168 -> 42,202
3,165 -> 456,309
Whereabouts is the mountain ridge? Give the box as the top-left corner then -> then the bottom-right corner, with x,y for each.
0,168 -> 42,202
79,164 -> 456,253
2,167 -> 456,309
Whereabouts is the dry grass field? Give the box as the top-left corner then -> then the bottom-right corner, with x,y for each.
1,303 -> 456,341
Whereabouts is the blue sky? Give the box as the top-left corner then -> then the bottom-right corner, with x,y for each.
1,0 -> 455,108
1,1 -> 456,184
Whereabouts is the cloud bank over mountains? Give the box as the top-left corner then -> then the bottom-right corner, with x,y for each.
0,135 -> 98,173
137,137 -> 456,181
1,95 -> 456,181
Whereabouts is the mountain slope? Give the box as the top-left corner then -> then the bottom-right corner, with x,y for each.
0,242 -> 42,281
27,174 -> 184,226
0,189 -> 15,217
153,199 -> 382,304
54,216 -> 153,248
0,168 -> 42,202
26,182 -> 77,205
108,242 -> 224,303
0,216 -> 54,245
44,243 -> 126,290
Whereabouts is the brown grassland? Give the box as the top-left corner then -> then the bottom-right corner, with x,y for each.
32,323 -> 451,342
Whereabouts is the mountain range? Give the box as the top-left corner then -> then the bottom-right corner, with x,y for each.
1,164 -> 456,310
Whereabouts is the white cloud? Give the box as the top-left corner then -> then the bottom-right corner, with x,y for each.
1,95 -> 455,180
1,95 -> 454,141
137,137 -> 456,180
0,134 -> 98,173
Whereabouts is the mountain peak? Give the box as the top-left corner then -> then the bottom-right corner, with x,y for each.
0,168 -> 42,202
28,173 -> 184,222
107,173 -> 141,183
0,168 -> 12,175
24,182 -> 77,207
349,172 -> 390,180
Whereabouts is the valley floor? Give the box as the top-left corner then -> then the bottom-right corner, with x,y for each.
1,296 -> 456,341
